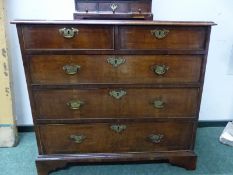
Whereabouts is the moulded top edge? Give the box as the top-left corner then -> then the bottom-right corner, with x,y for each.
11,20 -> 216,26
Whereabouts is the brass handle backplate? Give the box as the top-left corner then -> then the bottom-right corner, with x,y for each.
153,64 -> 169,76
67,100 -> 84,110
70,134 -> 86,144
63,64 -> 81,75
151,29 -> 169,39
109,89 -> 127,100
111,124 -> 127,133
153,99 -> 165,109
148,134 -> 164,143
59,28 -> 79,39
107,56 -> 126,68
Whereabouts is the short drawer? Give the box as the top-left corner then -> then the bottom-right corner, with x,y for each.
21,25 -> 114,50
76,3 -> 98,12
130,2 -> 151,13
29,55 -> 202,84
119,26 -> 207,50
99,2 -> 129,13
33,88 -> 199,119
75,1 -> 151,13
38,121 -> 194,154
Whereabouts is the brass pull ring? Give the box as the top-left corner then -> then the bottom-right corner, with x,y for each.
59,28 -> 79,39
67,100 -> 85,110
63,64 -> 81,75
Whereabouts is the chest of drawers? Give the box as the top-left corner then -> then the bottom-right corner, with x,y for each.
13,20 -> 215,174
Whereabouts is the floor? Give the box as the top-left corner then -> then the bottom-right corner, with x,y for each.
0,127 -> 233,175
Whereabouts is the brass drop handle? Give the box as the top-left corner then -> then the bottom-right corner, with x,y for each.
111,124 -> 127,133
70,134 -> 86,144
153,64 -> 169,76
109,89 -> 127,100
151,29 -> 169,39
63,64 -> 81,75
59,27 -> 79,39
67,100 -> 85,110
153,99 -> 165,109
148,134 -> 164,143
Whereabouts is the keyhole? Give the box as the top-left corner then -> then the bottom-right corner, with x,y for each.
116,92 -> 120,96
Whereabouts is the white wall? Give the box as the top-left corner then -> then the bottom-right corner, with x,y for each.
5,0 -> 233,125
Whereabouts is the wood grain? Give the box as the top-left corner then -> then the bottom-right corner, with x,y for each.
119,26 -> 207,50
33,88 -> 199,119
38,121 -> 194,154
29,55 -> 203,84
22,25 -> 114,50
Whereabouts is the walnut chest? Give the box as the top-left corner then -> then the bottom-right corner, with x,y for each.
13,20 -> 215,174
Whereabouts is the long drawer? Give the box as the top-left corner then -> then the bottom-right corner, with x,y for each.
33,88 -> 199,119
21,25 -> 114,50
38,121 -> 194,154
29,55 -> 202,84
119,26 -> 207,50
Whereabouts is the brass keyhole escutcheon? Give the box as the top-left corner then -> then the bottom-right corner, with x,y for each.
110,124 -> 127,133
109,89 -> 127,100
70,134 -> 86,144
153,99 -> 165,109
107,56 -> 126,68
148,134 -> 164,143
110,3 -> 118,13
153,64 -> 169,76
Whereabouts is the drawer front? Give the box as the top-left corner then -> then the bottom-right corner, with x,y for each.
38,122 -> 194,154
76,3 -> 98,12
29,55 -> 202,84
130,2 -> 151,13
75,2 -> 151,13
119,26 -> 207,50
34,88 -> 198,119
22,25 -> 114,50
99,3 -> 129,13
